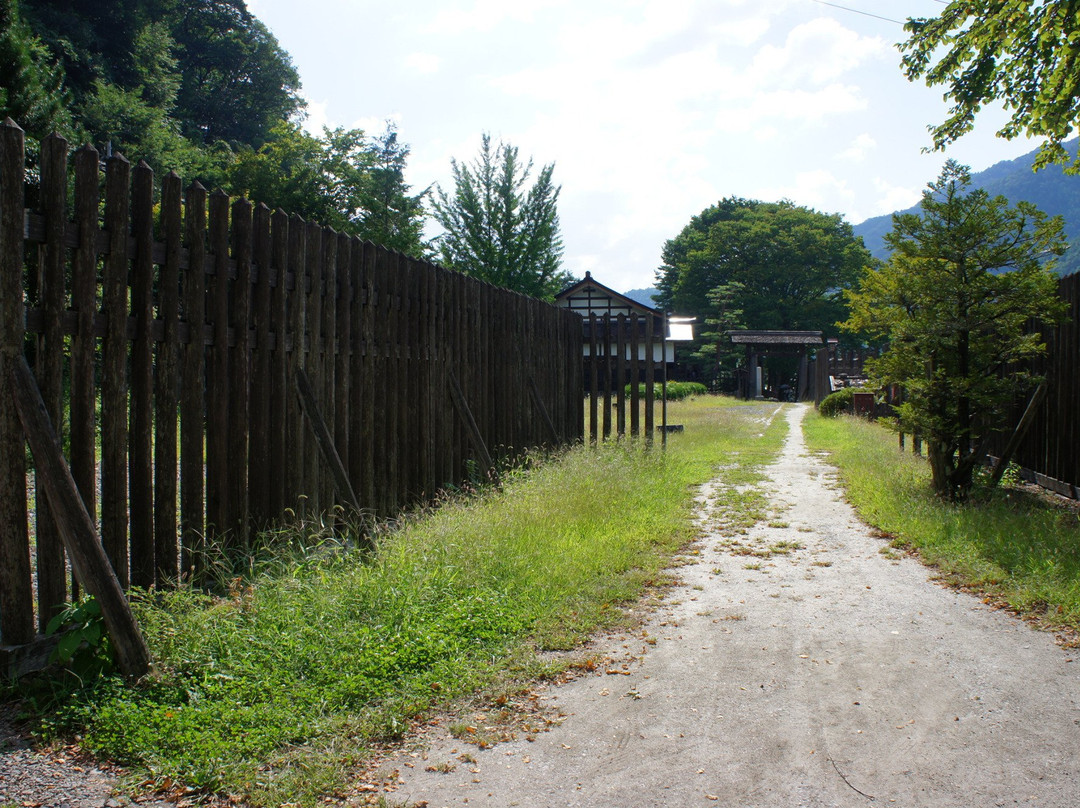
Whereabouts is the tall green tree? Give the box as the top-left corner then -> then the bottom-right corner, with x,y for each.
5,0 -> 429,254
354,125 -> 429,255
656,198 -> 870,380
19,0 -> 303,150
228,122 -> 429,258
0,0 -> 73,141
842,161 -> 1067,501
77,21 -> 220,178
167,0 -> 303,147
432,134 -> 570,300
18,0 -> 147,108
80,79 -> 216,178
901,1 -> 1080,170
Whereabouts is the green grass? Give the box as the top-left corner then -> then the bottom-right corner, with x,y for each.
804,411 -> 1080,632
17,396 -> 787,807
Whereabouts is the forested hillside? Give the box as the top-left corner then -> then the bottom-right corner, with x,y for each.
854,141 -> 1080,275
0,0 -> 428,255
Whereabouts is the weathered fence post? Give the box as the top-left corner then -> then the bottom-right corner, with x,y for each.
206,190 -> 230,542
616,313 -> 627,438
155,172 -> 182,586
180,181 -> 207,580
302,221 -> 322,513
0,118 -> 33,646
248,203 -> 273,529
36,133 -> 69,624
285,213 -> 306,515
130,160 -> 156,588
228,197 -> 252,543
644,313 -> 655,442
602,313 -> 612,440
268,209 -> 290,519
589,312 -> 599,444
630,312 -> 640,437
334,232 -> 352,501
102,153 -> 131,587
70,145 -> 100,585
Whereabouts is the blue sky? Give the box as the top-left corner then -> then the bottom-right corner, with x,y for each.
247,0 -> 1041,292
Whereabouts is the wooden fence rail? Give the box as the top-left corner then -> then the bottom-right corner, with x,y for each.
0,122 -> 584,649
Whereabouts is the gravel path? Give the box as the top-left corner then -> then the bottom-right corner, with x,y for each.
390,403 -> 1080,807
0,701 -> 178,808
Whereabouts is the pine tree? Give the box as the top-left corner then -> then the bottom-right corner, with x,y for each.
843,161 -> 1067,500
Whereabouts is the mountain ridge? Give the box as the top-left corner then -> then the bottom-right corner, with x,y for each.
853,140 -> 1080,275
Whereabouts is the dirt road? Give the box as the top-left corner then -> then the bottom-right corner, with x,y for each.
392,404 -> 1080,807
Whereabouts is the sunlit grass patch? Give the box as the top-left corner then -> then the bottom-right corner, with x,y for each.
803,411 -> 1080,633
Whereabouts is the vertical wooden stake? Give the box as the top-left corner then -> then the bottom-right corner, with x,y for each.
0,118 -> 33,645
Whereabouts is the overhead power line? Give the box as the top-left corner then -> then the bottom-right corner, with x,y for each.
808,0 -> 905,25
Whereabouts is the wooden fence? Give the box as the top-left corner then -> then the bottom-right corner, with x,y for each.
0,122 -> 584,649
836,272 -> 1080,495
581,313 -> 664,443
986,271 -> 1080,496
812,345 -> 876,405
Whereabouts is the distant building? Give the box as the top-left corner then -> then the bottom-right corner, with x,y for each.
728,330 -> 824,401
554,272 -> 694,366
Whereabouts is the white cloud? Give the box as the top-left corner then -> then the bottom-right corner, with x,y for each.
839,133 -> 877,162
425,0 -> 566,35
754,169 -> 856,212
870,177 -> 923,216
750,17 -> 891,88
300,97 -> 329,134
708,16 -> 772,48
715,83 -> 868,133
349,113 -> 405,135
404,52 -> 441,74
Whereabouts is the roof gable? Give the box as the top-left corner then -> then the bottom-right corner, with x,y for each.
555,271 -> 660,317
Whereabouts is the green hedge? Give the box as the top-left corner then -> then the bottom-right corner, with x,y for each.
818,387 -> 875,417
623,381 -> 709,401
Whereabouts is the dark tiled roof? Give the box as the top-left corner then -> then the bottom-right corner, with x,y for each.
728,330 -> 824,345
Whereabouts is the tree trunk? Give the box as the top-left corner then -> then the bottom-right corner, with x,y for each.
927,439 -> 958,501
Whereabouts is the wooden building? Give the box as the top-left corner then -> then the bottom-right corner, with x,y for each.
554,272 -> 693,366
728,330 -> 824,401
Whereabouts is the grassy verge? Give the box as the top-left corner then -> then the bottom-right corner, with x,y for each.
803,411 -> 1080,636
17,397 -> 786,806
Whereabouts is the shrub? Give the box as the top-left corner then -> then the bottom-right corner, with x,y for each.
819,387 -> 857,417
667,381 -> 708,400
623,381 -> 708,401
